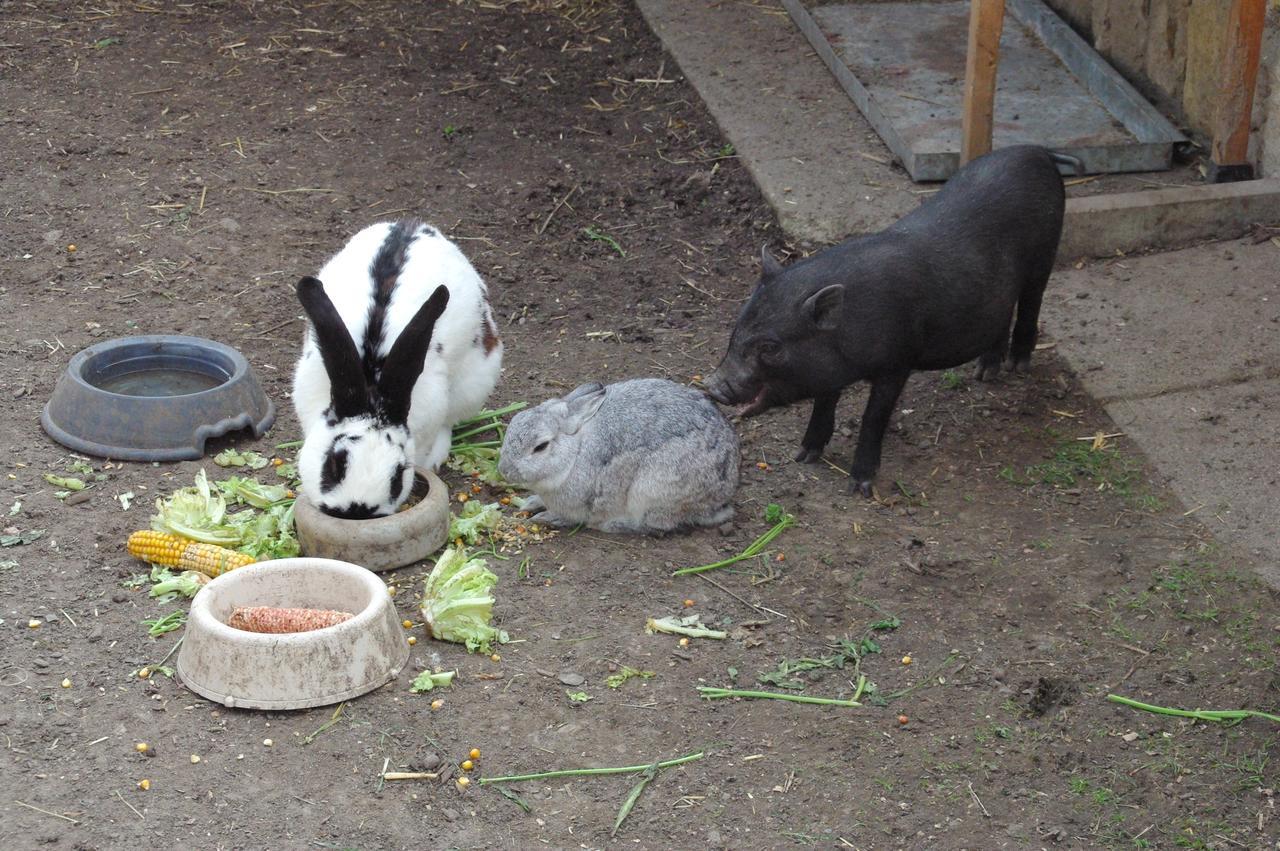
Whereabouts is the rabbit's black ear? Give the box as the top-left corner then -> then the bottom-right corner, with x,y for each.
563,384 -> 606,435
297,276 -> 370,419
378,285 -> 450,424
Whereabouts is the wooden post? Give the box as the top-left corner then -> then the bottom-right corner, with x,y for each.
960,0 -> 1006,165
1209,0 -> 1265,182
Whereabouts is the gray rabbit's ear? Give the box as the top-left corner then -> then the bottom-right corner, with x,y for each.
562,384 -> 606,435
563,381 -> 605,403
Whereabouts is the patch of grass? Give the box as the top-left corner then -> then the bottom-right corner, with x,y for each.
940,369 -> 965,390
1003,432 -> 1164,509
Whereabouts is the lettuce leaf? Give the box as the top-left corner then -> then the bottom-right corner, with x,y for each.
228,502 -> 299,560
409,669 -> 457,693
214,448 -> 270,469
148,566 -> 208,602
420,547 -> 509,654
218,476 -> 290,509
448,501 -> 502,546
150,470 -> 241,545
447,446 -> 505,485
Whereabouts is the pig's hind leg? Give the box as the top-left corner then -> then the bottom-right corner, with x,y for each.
794,391 -> 841,463
849,371 -> 910,497
1007,266 -> 1051,373
973,335 -> 1009,382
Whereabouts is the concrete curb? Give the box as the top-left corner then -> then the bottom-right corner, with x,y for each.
1062,178 -> 1280,261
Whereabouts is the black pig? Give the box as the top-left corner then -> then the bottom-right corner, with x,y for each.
704,144 -> 1067,496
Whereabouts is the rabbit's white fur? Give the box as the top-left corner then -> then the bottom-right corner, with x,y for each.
293,221 -> 502,516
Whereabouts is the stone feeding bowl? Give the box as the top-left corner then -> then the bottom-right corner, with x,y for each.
41,334 -> 275,461
176,558 -> 409,710
293,467 -> 450,572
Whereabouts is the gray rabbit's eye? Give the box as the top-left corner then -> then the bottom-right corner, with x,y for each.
533,440 -> 550,453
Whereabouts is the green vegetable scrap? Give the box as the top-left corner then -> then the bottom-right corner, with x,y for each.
147,566 -> 207,603
448,446 -> 504,485
606,666 -> 656,689
448,501 -> 502,545
151,470 -> 240,545
143,610 -> 186,637
697,685 -> 864,707
218,477 -> 290,509
409,670 -> 457,693
447,402 -> 527,485
227,502 -> 299,560
420,546 -> 510,654
44,474 -> 86,491
1106,694 -> 1280,726
566,690 -> 593,703
645,615 -> 727,640
151,470 -> 299,560
1,530 -> 45,548
673,504 -> 795,576
213,448 -> 270,469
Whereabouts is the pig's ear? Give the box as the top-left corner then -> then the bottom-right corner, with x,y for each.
760,244 -> 783,279
804,284 -> 844,331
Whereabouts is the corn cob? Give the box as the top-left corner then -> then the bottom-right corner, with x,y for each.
227,606 -> 354,634
127,530 -> 255,577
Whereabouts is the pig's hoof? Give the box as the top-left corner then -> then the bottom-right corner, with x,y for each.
848,478 -> 874,498
794,447 -> 823,464
973,361 -> 1001,382
1008,356 -> 1032,375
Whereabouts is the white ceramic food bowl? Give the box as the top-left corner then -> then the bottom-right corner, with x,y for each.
293,467 -> 450,572
176,558 -> 408,710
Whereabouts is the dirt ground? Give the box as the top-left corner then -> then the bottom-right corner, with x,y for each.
2,2 -> 1279,850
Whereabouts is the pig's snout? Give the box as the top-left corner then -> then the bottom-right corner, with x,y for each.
702,371 -> 732,405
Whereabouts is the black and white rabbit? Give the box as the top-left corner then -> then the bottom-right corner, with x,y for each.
293,220 -> 503,519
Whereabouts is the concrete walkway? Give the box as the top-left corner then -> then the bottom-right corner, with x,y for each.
638,0 -> 1280,585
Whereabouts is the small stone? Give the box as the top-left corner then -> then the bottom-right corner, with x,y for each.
558,672 -> 585,686
1121,732 -> 1139,743
717,522 -> 735,537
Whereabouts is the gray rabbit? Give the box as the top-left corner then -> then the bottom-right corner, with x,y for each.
497,378 -> 740,534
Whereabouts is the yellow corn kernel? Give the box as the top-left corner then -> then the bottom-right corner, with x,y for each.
127,530 -> 255,577
460,759 -> 473,771
137,779 -> 150,791
469,748 -> 481,760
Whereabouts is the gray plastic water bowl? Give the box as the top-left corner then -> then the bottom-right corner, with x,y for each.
176,558 -> 409,710
294,468 -> 450,572
41,335 -> 275,462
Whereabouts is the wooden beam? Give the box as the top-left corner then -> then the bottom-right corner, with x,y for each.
960,0 -> 1007,165
1209,0 -> 1265,181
